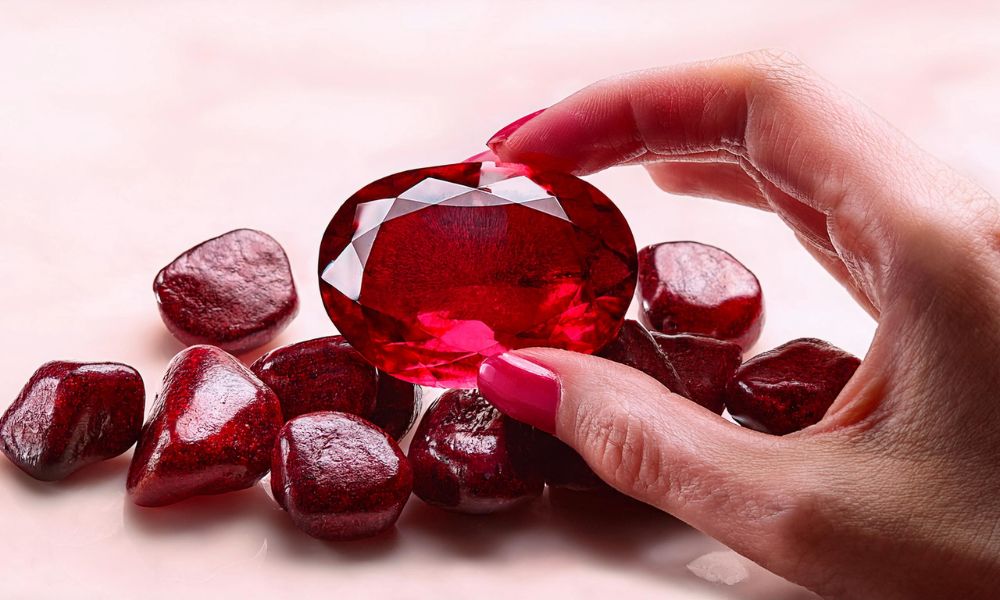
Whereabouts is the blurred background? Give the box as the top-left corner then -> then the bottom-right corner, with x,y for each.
1,1 -> 998,598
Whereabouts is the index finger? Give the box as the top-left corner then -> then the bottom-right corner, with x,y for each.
489,50 -> 994,313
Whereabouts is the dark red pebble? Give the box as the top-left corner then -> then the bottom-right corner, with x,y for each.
0,361 -> 144,481
726,338 -> 861,435
409,389 -> 542,513
370,373 -> 422,441
127,345 -> 283,507
596,319 -> 688,396
652,333 -> 743,414
531,432 -> 609,492
154,229 -> 299,354
251,336 -> 377,422
270,411 -> 412,541
637,241 -> 764,351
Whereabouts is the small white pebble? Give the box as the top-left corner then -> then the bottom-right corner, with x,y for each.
686,550 -> 750,585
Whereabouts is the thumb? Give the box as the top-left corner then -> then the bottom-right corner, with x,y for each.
478,347 -> 808,560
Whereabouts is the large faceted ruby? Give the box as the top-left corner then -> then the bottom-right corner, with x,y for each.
318,162 -> 637,388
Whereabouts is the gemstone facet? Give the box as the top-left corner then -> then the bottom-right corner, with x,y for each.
318,162 -> 637,388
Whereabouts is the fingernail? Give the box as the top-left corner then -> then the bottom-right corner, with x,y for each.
487,108 -> 546,148
463,149 -> 500,163
478,353 -> 561,434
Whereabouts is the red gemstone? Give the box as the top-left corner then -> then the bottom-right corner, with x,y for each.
726,338 -> 861,435
408,389 -> 542,513
251,336 -> 378,422
0,361 -> 144,481
318,162 -> 637,388
270,411 -> 412,540
127,345 -> 283,507
154,229 -> 299,355
652,333 -> 742,414
637,242 -> 763,351
370,373 -> 421,441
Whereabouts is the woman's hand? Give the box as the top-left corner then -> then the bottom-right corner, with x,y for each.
476,51 -> 1000,599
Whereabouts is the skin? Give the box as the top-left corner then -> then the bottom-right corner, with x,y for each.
487,51 -> 1000,599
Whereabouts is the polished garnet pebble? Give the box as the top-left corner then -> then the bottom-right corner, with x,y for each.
409,389 -> 542,513
250,335 -> 421,440
637,241 -> 763,352
370,373 -> 422,441
127,345 -> 283,507
0,361 -> 144,481
531,433 -> 609,493
653,333 -> 742,414
251,336 -> 378,421
597,319 -> 687,396
154,229 -> 299,354
318,161 -> 638,388
270,411 -> 412,540
726,338 -> 861,435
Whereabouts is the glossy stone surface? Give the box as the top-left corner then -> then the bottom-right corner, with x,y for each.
653,333 -> 743,414
154,229 -> 299,354
596,319 -> 687,396
370,373 -> 421,441
251,336 -> 377,422
637,241 -> 763,351
270,411 -> 412,540
726,338 -> 861,435
318,161 -> 637,388
127,345 -> 283,507
409,389 -> 542,513
0,361 -> 144,481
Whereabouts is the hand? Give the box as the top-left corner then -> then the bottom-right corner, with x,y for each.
476,51 -> 1000,599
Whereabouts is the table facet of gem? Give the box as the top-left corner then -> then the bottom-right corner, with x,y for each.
318,162 -> 638,388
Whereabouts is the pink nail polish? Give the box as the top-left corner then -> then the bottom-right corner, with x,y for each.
487,108 -> 546,148
477,353 -> 561,434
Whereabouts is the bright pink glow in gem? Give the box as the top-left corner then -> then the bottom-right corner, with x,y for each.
318,162 -> 637,388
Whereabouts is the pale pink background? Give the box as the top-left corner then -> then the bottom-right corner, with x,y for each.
2,2 -> 999,598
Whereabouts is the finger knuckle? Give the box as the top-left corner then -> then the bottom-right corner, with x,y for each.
576,405 -> 673,499
744,49 -> 809,82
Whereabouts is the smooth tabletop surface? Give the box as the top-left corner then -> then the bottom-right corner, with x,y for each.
2,2 -> 999,598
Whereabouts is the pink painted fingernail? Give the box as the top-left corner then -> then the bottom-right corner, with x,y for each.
477,353 -> 561,434
487,108 -> 546,148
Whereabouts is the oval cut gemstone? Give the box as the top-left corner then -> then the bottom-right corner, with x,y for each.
318,162 -> 637,388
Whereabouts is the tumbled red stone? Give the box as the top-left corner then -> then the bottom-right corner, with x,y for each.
270,411 -> 412,540
637,241 -> 763,351
0,361 -> 144,481
726,338 -> 861,435
318,161 -> 637,388
127,345 -> 283,507
251,336 -> 377,422
597,319 -> 687,396
531,432 -> 609,492
652,333 -> 742,414
154,229 -> 299,354
409,389 -> 542,513
370,373 -> 422,441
